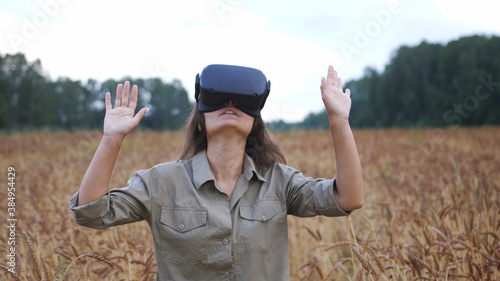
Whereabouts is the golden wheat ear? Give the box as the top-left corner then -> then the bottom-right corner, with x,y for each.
351,246 -> 380,279
23,231 -> 43,281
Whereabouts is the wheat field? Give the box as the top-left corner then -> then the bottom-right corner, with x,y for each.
0,128 -> 499,280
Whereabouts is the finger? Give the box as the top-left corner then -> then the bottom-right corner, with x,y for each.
320,77 -> 326,91
129,84 -> 139,110
105,92 -> 112,111
115,84 -> 123,107
122,81 -> 130,107
327,65 -> 335,83
346,88 -> 351,97
337,77 -> 343,90
132,107 -> 149,125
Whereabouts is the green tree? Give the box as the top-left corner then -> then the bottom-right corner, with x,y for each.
144,78 -> 191,130
0,53 -> 50,131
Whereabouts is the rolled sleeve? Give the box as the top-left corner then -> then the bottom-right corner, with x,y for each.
313,178 -> 351,216
70,190 -> 111,229
69,171 -> 151,229
284,165 -> 351,217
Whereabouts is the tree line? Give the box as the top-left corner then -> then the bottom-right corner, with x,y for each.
2,34 -> 499,132
268,34 -> 500,130
0,53 -> 191,132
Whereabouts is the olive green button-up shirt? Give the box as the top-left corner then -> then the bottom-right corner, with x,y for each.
70,150 -> 350,281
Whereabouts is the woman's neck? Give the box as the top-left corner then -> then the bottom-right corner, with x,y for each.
206,134 -> 246,199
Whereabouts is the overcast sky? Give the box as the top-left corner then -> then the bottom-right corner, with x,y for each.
1,0 -> 499,122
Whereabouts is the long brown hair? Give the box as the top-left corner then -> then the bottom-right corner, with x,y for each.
179,106 -> 286,169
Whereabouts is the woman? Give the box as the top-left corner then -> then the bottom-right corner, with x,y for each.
70,64 -> 364,280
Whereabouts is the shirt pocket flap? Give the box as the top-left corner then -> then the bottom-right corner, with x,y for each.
160,207 -> 207,233
240,200 -> 284,222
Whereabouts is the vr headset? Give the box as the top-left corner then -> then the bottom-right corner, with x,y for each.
195,64 -> 271,117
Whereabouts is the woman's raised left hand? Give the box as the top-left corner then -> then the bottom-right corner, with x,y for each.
320,65 -> 351,123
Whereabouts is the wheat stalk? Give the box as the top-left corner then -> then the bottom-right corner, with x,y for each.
351,246 -> 379,280
369,248 -> 385,274
406,246 -> 421,279
413,255 -> 441,277
23,231 -> 43,281
86,253 -> 122,269
304,226 -> 321,242
324,241 -> 355,251
85,255 -> 91,279
141,252 -> 157,281
61,252 -> 121,281
347,216 -> 359,275
40,256 -> 50,281
355,269 -> 363,281
297,258 -> 324,280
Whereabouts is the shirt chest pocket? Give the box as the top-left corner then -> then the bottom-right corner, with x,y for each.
239,200 -> 286,254
158,207 -> 208,264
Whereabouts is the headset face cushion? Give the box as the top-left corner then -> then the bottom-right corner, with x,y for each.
196,64 -> 270,117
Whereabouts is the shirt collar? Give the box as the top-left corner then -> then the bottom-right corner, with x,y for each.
192,150 -> 266,189
242,152 -> 267,183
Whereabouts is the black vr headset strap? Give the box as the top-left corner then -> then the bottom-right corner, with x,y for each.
195,73 -> 200,102
261,80 -> 271,109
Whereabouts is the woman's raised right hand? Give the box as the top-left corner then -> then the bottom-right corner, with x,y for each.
103,81 -> 148,139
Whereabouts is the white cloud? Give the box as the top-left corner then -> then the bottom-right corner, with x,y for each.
433,0 -> 500,31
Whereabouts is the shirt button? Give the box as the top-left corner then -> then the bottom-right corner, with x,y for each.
222,238 -> 229,245
178,224 -> 185,230
261,214 -> 267,221
224,272 -> 230,277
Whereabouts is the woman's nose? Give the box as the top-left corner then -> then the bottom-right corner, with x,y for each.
225,100 -> 237,106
